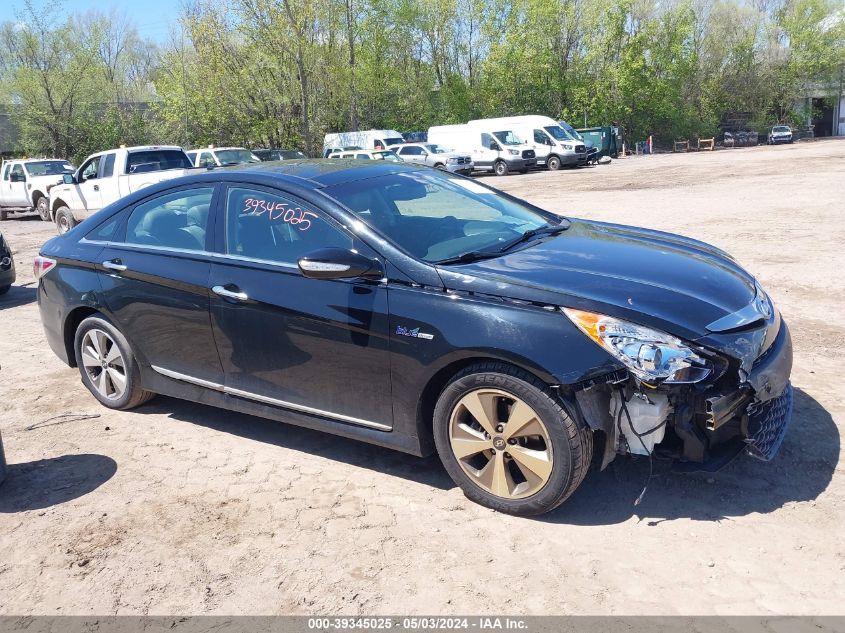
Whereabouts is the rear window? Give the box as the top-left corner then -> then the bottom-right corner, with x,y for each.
125,150 -> 192,174
25,160 -> 74,176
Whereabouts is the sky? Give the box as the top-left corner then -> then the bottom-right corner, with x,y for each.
0,0 -> 182,43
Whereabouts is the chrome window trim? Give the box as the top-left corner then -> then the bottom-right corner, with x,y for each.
151,365 -> 391,431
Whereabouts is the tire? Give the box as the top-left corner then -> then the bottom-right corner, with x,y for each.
433,362 -> 593,516
73,314 -> 155,410
55,206 -> 76,234
0,284 -> 9,295
0,208 -> 7,221
36,196 -> 51,222
547,155 -> 561,171
434,163 -> 446,170
494,160 -> 509,177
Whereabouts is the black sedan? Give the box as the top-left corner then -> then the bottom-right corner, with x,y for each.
35,161 -> 793,515
0,230 -> 15,295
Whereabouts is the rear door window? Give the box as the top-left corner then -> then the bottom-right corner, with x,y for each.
124,187 -> 214,251
101,153 -> 116,178
126,150 -> 192,174
224,186 -> 351,266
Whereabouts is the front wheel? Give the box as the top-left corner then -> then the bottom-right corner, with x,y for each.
494,160 -> 509,176
547,155 -> 561,171
36,196 -> 51,222
74,315 -> 155,410
433,363 -> 592,516
55,206 -> 76,234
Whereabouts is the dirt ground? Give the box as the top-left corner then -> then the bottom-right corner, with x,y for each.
0,140 -> 843,616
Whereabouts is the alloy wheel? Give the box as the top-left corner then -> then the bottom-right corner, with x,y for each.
80,328 -> 127,400
449,388 -> 553,499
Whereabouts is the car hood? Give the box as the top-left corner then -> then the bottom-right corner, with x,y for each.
435,220 -> 758,340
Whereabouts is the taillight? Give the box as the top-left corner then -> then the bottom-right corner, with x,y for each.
33,256 -> 56,279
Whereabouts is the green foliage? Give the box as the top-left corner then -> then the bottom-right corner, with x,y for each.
1,0 -> 843,158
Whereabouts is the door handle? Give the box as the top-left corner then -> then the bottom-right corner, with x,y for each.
93,184 -> 99,191
102,259 -> 127,272
212,285 -> 249,302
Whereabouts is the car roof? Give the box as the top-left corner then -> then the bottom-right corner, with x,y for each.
180,159 -> 423,188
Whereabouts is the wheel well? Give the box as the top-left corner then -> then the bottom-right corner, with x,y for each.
63,307 -> 99,367
32,190 -> 45,205
52,198 -> 67,213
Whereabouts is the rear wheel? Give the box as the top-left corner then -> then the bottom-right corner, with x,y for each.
494,160 -> 509,176
547,155 -> 561,171
74,315 -> 154,410
55,206 -> 76,234
36,196 -> 51,222
433,362 -> 592,516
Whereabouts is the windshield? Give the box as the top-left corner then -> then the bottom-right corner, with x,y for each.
545,126 -> 574,141
425,144 -> 449,154
492,131 -> 523,146
216,149 -> 259,164
558,122 -> 582,141
325,170 -> 561,263
773,126 -> 791,133
25,160 -> 73,176
384,137 -> 404,147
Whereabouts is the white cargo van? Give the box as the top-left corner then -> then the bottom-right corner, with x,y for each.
323,130 -> 405,156
427,124 -> 536,176
469,116 -> 584,170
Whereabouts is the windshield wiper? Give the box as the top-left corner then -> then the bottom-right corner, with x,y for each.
434,250 -> 502,265
497,223 -> 568,253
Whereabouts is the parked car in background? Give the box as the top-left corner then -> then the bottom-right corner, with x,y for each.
768,125 -> 793,145
253,149 -> 307,161
35,160 -> 794,516
470,116 -> 583,170
49,146 -> 193,233
326,149 -> 402,162
1,158 -> 75,222
186,147 -> 260,167
0,230 -> 14,295
428,124 -> 535,176
323,129 -> 405,156
394,143 -> 473,174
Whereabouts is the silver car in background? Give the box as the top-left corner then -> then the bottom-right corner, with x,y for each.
394,143 -> 474,175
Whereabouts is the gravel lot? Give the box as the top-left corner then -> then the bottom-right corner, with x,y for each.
1,140 -> 843,615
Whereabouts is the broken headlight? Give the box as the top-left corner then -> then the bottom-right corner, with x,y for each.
563,308 -> 712,384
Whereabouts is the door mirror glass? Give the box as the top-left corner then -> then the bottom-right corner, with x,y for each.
298,248 -> 383,280
62,173 -> 76,184
9,172 -> 25,183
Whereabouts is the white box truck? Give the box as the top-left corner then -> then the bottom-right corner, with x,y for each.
470,116 -> 585,170
427,123 -> 536,176
323,129 -> 405,156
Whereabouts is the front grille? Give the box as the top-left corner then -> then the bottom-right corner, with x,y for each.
745,382 -> 793,461
575,145 -> 586,153
522,150 -> 535,159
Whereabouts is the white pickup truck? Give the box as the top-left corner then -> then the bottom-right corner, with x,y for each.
0,158 -> 75,222
49,145 -> 194,233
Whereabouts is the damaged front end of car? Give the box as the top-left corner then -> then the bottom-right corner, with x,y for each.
564,287 -> 794,471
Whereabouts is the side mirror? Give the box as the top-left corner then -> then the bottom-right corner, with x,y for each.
62,173 -> 76,184
298,248 -> 384,281
9,172 -> 25,183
